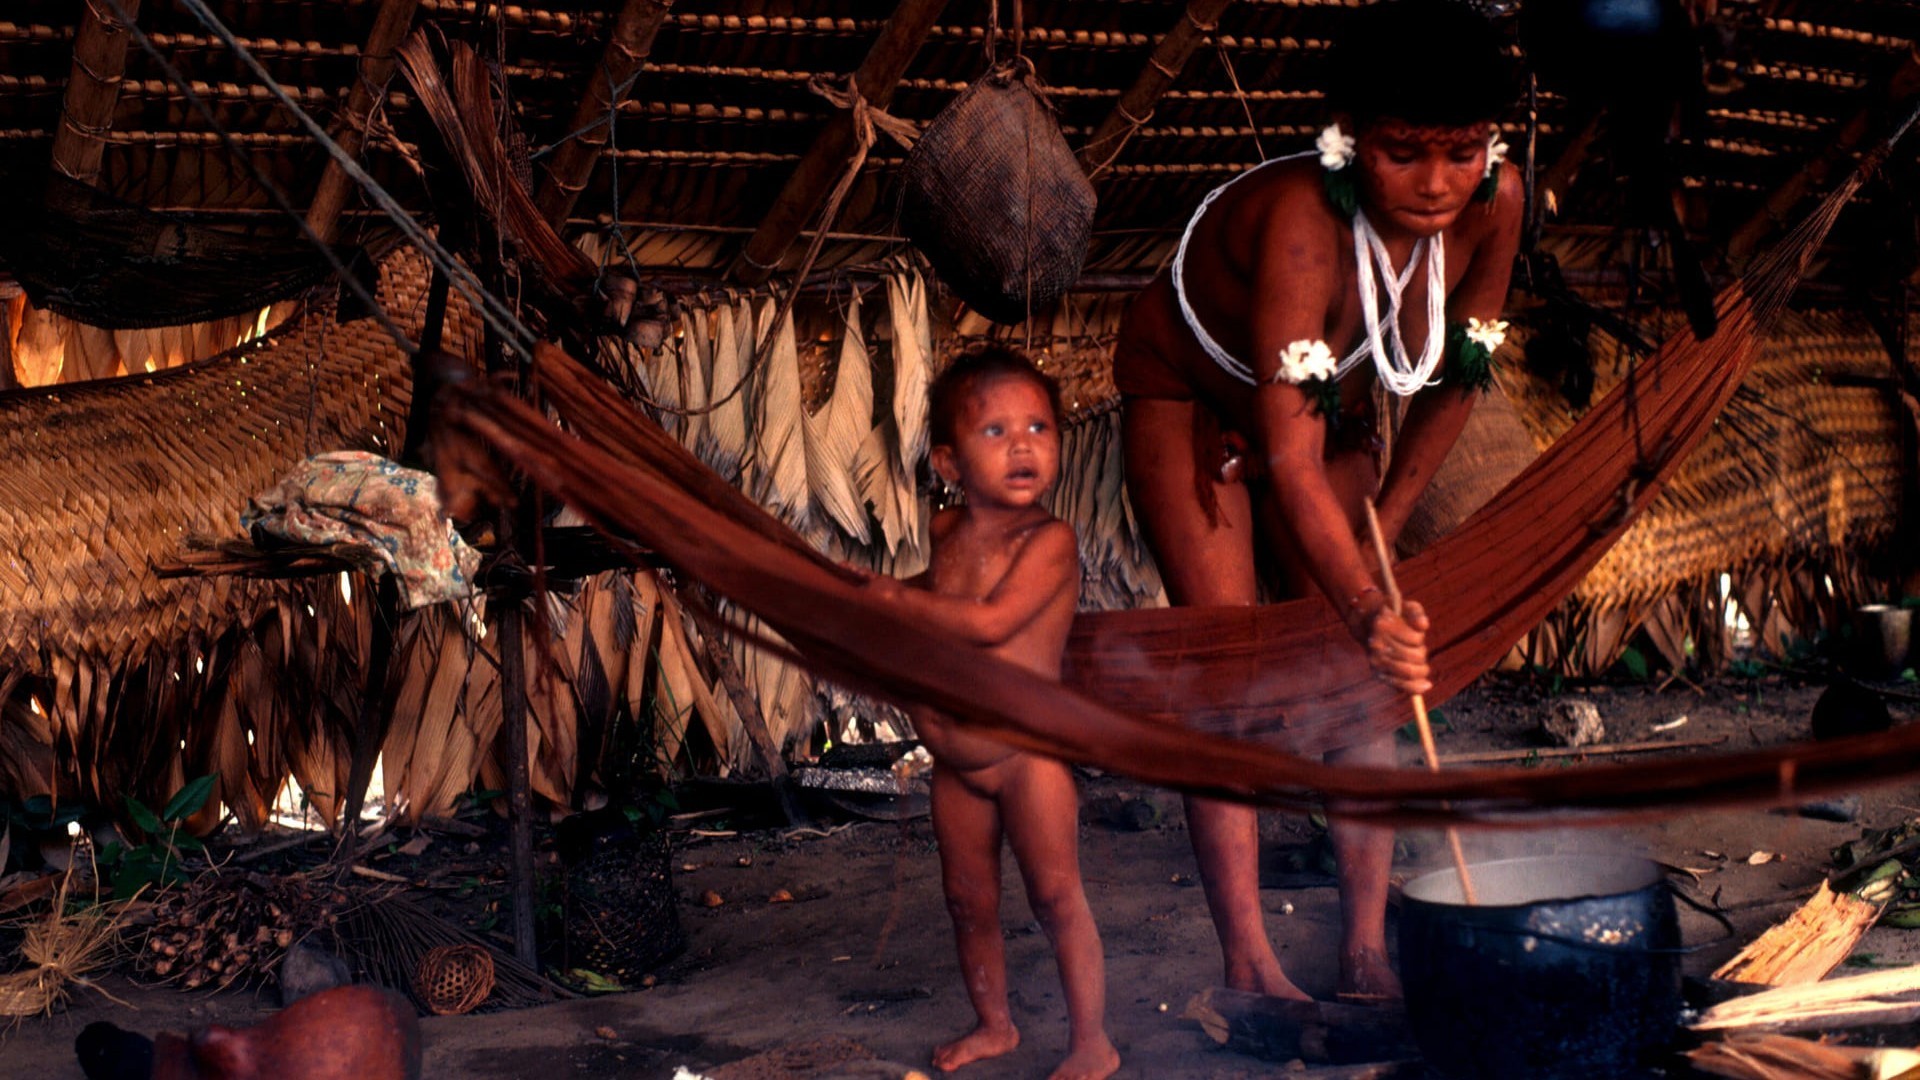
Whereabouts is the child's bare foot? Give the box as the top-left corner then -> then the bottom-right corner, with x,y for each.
1336,946 -> 1403,1004
933,1023 -> 1019,1072
1047,1037 -> 1120,1080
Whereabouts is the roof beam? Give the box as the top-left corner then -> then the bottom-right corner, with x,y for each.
49,0 -> 142,186
1079,0 -> 1238,178
1727,44 -> 1920,267
303,0 -> 420,243
534,0 -> 674,227
727,0 -> 951,286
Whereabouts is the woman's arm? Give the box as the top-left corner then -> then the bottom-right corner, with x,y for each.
1374,164 -> 1525,543
864,522 -> 1078,648
1244,179 -> 1388,634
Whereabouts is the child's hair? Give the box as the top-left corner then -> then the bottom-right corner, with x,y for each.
928,344 -> 1064,448
1324,0 -> 1516,129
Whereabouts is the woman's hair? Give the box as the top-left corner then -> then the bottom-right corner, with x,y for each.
928,344 -> 1064,448
1324,0 -> 1517,129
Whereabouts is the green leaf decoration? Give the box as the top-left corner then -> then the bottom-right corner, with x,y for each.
1301,376 -> 1343,424
1323,169 -> 1358,218
1445,322 -> 1497,393
125,795 -> 164,835
162,774 -> 216,822
1476,172 -> 1499,204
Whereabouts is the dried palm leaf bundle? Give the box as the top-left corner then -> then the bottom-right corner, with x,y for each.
0,876 -> 133,1018
138,871 -> 351,992
803,292 -> 875,545
332,892 -> 559,1014
751,295 -> 811,526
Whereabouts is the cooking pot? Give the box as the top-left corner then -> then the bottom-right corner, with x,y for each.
1399,854 -> 1688,1079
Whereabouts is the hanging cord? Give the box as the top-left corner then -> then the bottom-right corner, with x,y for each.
629,75 -> 919,421
1214,39 -> 1266,163
122,0 -> 542,362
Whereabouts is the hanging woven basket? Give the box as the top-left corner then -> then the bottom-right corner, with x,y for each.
898,60 -> 1096,325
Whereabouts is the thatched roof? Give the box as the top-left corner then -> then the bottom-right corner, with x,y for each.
0,0 -> 1914,295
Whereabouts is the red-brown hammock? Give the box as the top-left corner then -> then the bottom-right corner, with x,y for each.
431,115 -> 1919,822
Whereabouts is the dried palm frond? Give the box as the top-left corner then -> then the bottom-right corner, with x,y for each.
0,876 -> 134,1019
803,292 -> 875,544
887,271 -> 932,479
704,301 -> 749,479
332,891 -> 560,1014
751,296 -> 810,526
677,308 -> 712,457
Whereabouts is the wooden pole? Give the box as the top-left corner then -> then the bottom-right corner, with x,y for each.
728,0 -> 952,286
497,594 -> 539,967
1078,0 -> 1237,177
1363,500 -> 1476,905
697,621 -> 811,827
304,0 -> 421,243
50,0 -> 143,186
1727,46 -> 1920,268
534,0 -> 676,227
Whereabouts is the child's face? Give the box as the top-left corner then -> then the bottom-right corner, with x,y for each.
1352,118 -> 1491,239
933,375 -> 1060,510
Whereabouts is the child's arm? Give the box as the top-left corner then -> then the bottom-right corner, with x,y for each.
865,522 -> 1078,648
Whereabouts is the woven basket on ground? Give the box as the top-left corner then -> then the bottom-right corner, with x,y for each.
564,827 -> 686,983
898,60 -> 1095,326
413,943 -> 495,1016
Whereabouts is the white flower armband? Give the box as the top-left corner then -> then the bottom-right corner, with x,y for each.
1270,339 -> 1342,419
1445,317 -> 1508,393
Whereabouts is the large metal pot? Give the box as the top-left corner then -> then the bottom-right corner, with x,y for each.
1398,854 -> 1683,1079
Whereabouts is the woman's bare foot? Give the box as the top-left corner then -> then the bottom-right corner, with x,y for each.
1225,953 -> 1312,1001
1337,945 -> 1403,1003
933,1022 -> 1019,1072
1047,1037 -> 1121,1080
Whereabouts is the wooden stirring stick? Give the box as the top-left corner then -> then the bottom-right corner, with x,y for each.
1363,500 -> 1478,905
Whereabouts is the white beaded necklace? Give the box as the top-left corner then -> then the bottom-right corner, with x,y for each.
1344,207 -> 1447,395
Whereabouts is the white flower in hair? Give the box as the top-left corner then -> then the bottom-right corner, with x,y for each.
1276,339 -> 1338,384
1484,132 -> 1509,178
1465,317 -> 1509,352
1316,124 -> 1356,171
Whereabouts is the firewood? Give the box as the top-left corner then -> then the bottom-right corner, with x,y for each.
1181,987 -> 1418,1065
1693,964 -> 1920,1033
1685,1032 -> 1868,1079
1712,880 -> 1888,986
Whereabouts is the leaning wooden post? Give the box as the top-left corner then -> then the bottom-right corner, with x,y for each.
728,0 -> 951,286
534,0 -> 676,227
1078,0 -> 1237,178
305,0 -> 421,243
1727,47 -> 1920,269
51,0 -> 143,185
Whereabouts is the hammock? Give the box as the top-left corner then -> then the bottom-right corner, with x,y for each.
424,106 -> 1920,821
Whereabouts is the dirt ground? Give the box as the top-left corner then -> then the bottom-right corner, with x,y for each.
8,671 -> 1920,1078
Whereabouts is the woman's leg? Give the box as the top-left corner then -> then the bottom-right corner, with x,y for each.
1123,397 -> 1307,1000
1258,447 -> 1403,1001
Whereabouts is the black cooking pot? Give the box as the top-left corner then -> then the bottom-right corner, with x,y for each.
1399,854 -> 1684,1079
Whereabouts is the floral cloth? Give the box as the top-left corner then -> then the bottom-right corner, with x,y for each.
243,451 -> 479,610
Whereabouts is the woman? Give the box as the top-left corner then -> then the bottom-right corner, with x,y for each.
1113,0 -> 1522,1002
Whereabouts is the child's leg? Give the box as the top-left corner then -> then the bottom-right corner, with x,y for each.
930,764 -> 1020,1072
1001,756 -> 1119,1080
